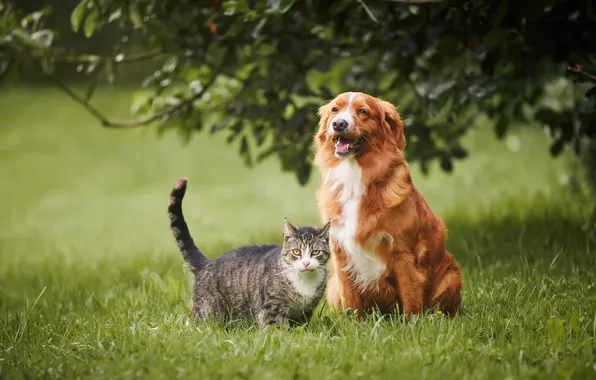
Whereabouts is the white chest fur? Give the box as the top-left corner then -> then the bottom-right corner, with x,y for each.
286,270 -> 325,299
326,159 -> 386,290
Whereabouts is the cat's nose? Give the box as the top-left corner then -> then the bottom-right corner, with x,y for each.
303,261 -> 311,267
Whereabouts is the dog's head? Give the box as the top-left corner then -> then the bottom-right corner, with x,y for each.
315,92 -> 405,161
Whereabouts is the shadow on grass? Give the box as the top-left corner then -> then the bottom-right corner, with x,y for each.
446,212 -> 592,272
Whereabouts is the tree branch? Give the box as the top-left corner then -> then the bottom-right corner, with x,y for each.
568,64 -> 596,82
357,0 -> 379,23
38,49 -> 167,65
44,72 -> 129,127
43,47 -> 232,129
0,42 -> 190,65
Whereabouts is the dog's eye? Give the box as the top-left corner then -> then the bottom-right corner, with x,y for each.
331,106 -> 339,113
291,249 -> 301,256
359,109 -> 369,116
312,250 -> 320,256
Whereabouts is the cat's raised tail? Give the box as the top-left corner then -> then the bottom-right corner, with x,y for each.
168,177 -> 207,273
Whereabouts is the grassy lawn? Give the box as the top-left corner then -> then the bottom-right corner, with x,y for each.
0,87 -> 595,380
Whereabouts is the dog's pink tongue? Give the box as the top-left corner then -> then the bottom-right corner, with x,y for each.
335,137 -> 353,154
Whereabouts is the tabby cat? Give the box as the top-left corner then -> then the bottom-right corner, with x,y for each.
168,177 -> 330,328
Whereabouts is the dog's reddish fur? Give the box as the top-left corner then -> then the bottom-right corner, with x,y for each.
314,92 -> 462,317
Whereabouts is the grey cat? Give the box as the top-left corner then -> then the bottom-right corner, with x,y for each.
168,177 -> 331,328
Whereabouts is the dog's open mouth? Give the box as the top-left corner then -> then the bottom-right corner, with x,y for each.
334,136 -> 364,157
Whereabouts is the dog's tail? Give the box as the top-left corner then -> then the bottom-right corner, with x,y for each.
168,178 -> 207,273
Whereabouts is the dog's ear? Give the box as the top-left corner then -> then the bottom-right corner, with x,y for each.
379,100 -> 406,151
315,102 -> 332,145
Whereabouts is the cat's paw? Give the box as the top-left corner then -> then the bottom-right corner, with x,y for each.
258,319 -> 291,331
279,319 -> 292,331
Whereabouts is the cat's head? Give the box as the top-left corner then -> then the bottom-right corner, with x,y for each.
281,219 -> 331,274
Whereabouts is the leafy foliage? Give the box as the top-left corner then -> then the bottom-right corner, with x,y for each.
1,0 -> 595,184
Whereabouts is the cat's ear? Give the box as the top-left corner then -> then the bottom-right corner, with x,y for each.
283,218 -> 297,238
319,219 -> 331,239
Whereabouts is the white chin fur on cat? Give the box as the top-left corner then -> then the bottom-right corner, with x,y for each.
286,269 -> 325,298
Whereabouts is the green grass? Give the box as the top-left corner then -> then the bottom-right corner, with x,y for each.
1,87 -> 595,380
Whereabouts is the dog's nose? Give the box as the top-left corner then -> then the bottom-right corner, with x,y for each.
332,119 -> 348,132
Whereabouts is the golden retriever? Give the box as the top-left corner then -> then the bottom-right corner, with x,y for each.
314,92 -> 462,317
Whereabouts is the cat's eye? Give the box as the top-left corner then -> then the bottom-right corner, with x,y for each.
312,250 -> 321,256
291,249 -> 301,256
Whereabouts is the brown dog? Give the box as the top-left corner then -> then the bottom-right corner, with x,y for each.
314,92 -> 462,317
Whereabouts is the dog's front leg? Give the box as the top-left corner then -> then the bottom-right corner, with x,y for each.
327,239 -> 364,317
430,251 -> 463,315
390,253 -> 427,316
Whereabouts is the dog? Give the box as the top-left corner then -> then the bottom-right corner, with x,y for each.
314,92 -> 462,317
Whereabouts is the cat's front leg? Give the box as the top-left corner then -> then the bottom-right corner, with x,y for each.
289,310 -> 313,327
257,304 -> 291,330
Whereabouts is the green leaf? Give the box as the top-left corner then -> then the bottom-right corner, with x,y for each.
239,135 -> 252,167
256,147 -> 275,163
267,0 -> 295,13
296,161 -> 311,185
211,118 -> 235,133
568,310 -> 579,336
550,138 -> 565,156
108,8 -> 122,23
546,317 -> 565,341
32,7 -> 52,21
419,159 -> 430,175
440,154 -> 453,172
10,28 -> 35,47
535,108 -> 561,126
223,0 -> 249,14
21,7 -> 52,28
492,0 -> 510,27
30,30 -> 53,48
83,7 -> 98,37
226,121 -> 244,143
280,0 -> 295,13
495,117 -> 508,139
71,0 -> 88,32
130,90 -> 155,116
182,68 -> 202,83
222,17 -> 245,38
251,19 -> 267,39
128,4 -> 143,29
451,146 -> 468,159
